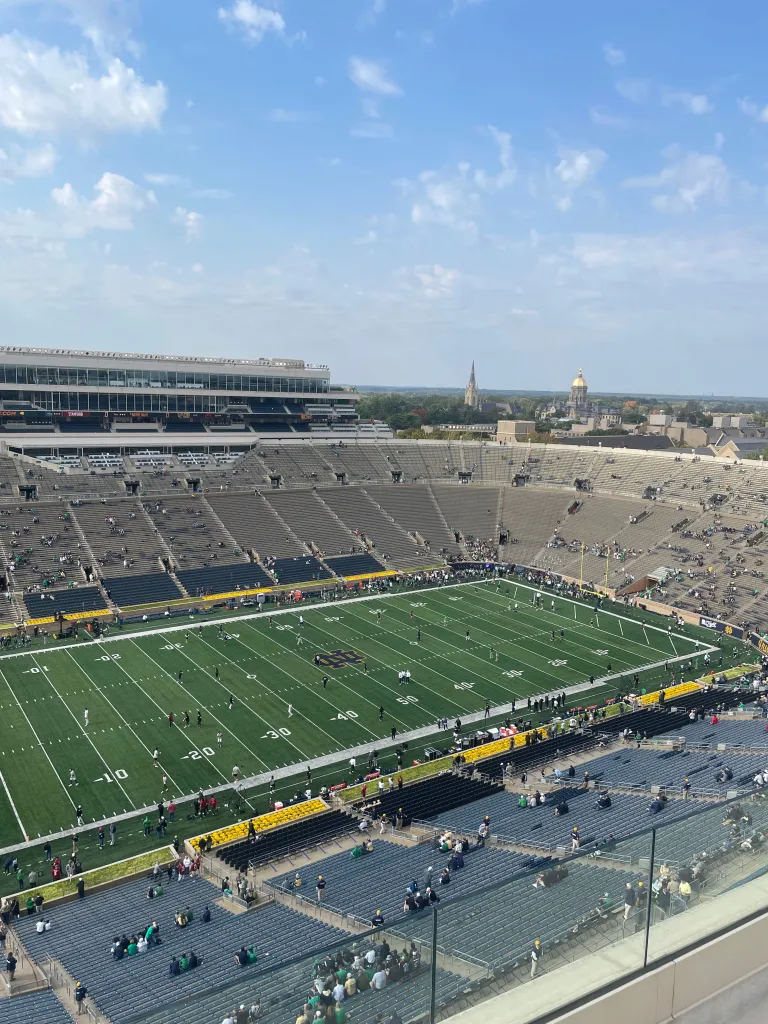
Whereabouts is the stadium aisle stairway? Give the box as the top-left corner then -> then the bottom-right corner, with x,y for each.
14,876 -> 348,1024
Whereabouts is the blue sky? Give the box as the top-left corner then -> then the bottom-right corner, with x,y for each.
0,0 -> 766,395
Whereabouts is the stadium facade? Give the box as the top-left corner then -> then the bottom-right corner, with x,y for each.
0,345 -> 391,449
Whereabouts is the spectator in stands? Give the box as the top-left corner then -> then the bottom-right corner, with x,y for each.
596,791 -> 612,809
371,910 -> 384,926
372,965 -> 387,990
439,867 -> 450,885
648,798 -> 664,815
623,883 -> 637,920
316,875 -> 326,902
530,939 -> 542,978
235,945 -> 249,966
75,981 -> 88,1015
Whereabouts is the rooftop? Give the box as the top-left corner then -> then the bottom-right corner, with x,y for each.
0,345 -> 329,371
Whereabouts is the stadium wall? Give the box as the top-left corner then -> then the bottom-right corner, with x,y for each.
447,868 -> 768,1024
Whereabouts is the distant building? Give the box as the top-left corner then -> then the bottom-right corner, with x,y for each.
464,361 -> 479,409
567,369 -> 589,418
496,420 -> 536,443
423,423 -> 496,436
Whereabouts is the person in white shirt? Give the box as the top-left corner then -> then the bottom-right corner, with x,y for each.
36,919 -> 45,933
372,968 -> 387,990
332,981 -> 345,1002
137,936 -> 148,953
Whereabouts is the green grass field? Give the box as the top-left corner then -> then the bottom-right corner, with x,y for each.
0,577 -> 720,859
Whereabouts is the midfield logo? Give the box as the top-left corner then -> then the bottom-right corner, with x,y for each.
317,649 -> 364,670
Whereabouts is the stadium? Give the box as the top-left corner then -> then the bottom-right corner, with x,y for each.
1,345 -> 768,1024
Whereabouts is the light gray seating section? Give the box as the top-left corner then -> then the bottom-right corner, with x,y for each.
430,485 -> 501,543
72,498 -> 167,578
264,490 -> 358,556
497,488 -> 570,563
144,495 -> 248,570
1,501 -> 88,591
257,445 -> 333,486
205,492 -> 305,558
363,484 -> 461,557
320,487 -> 440,568
315,444 -> 397,482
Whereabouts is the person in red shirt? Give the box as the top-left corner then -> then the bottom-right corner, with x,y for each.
168,800 -> 176,823
200,797 -> 208,816
208,797 -> 217,815
360,784 -> 367,799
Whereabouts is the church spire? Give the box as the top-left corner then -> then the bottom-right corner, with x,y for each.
465,361 -> 479,408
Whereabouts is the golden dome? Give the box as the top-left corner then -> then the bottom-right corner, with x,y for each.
571,369 -> 587,389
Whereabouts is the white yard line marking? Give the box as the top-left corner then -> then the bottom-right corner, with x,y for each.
0,771 -> 27,842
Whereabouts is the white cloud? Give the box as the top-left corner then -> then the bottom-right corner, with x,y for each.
414,264 -> 460,299
350,122 -> 393,139
361,98 -> 380,119
555,148 -> 606,188
0,34 -> 167,135
349,57 -> 402,96
190,188 -> 233,199
0,0 -> 137,54
473,125 -> 515,191
714,131 -> 725,152
662,90 -> 714,115
451,0 -> 485,12
407,128 -> 515,234
616,78 -> 650,104
0,142 -> 57,182
51,172 -> 152,235
602,42 -> 625,66
353,229 -> 377,245
217,1 -> 285,43
144,173 -> 188,187
738,96 -> 768,122
268,108 -> 308,122
555,196 -> 572,213
191,263 -> 203,274
589,106 -> 632,129
510,306 -> 539,317
172,206 -> 203,240
623,147 -> 729,214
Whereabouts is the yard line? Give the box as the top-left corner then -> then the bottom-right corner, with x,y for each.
473,582 -> 696,662
340,602 -> 511,708
63,649 -> 191,798
363,594 -> 574,693
0,770 -> 27,842
30,655 -> 136,812
236,618 -> 415,733
90,640 -> 236,785
247,613 -> 444,725
457,588 -> 643,671
191,627 -> 379,747
126,638 -> 289,770
0,665 -> 77,811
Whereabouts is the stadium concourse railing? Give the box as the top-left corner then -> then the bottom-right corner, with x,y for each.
240,789 -> 768,1024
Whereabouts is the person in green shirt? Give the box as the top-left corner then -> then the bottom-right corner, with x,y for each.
335,967 -> 348,984
356,970 -> 370,992
127,940 -> 138,956
247,945 -> 257,964
143,816 -> 152,836
184,905 -> 193,922
16,868 -> 24,890
334,1002 -> 347,1024
179,954 -> 189,971
155,884 -> 164,897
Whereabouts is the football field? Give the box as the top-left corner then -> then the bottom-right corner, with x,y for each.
0,579 -> 716,849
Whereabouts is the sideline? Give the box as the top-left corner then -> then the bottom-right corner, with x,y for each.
0,573 -> 712,663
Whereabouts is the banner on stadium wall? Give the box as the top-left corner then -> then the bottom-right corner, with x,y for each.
700,616 -> 744,639
343,571 -> 398,583
750,633 -> 768,657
